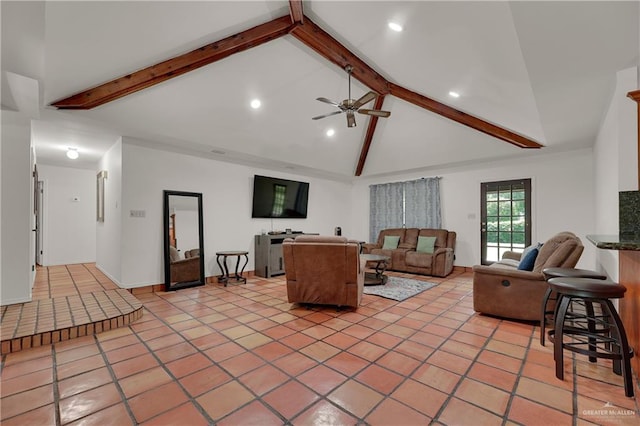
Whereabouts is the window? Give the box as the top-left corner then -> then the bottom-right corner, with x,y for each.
369,178 -> 441,242
480,179 -> 531,265
271,184 -> 286,217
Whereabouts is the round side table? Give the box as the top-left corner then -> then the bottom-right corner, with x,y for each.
216,251 -> 249,286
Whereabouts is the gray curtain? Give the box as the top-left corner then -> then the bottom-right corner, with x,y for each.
369,177 -> 442,242
405,177 -> 441,228
369,182 -> 404,242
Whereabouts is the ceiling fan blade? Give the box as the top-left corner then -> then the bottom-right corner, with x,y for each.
351,91 -> 377,109
316,97 -> 341,107
358,109 -> 391,118
312,110 -> 343,120
346,111 -> 356,128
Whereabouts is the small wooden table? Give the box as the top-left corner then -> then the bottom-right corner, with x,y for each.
216,251 -> 249,286
360,254 -> 390,286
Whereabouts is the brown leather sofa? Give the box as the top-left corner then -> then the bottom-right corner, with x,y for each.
282,235 -> 364,308
361,228 -> 456,277
472,231 -> 584,321
184,249 -> 200,258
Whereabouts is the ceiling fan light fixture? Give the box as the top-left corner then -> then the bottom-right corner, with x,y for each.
388,22 -> 403,32
347,113 -> 356,128
312,65 -> 391,128
66,147 -> 79,159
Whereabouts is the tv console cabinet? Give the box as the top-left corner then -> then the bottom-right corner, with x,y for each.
254,233 -> 318,278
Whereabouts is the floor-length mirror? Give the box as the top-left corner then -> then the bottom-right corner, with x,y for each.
163,190 -> 204,290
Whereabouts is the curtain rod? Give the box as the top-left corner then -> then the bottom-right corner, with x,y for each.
369,176 -> 441,187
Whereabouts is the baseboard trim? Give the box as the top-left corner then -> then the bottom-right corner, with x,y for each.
128,270 -> 257,294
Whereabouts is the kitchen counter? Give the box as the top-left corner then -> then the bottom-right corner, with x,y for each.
586,234 -> 640,251
587,232 -> 640,380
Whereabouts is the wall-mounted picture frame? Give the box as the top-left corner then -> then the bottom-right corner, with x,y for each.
33,164 -> 38,214
96,170 -> 107,222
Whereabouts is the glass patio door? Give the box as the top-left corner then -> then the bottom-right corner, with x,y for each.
480,179 -> 531,265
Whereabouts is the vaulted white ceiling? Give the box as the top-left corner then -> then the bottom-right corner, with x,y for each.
2,1 -> 638,180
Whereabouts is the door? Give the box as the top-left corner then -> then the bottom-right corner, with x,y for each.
36,180 -> 44,265
481,179 -> 531,265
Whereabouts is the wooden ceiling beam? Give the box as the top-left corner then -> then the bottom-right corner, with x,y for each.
389,82 -> 544,149
51,6 -> 543,177
290,18 -> 390,96
51,15 -> 295,109
289,0 -> 304,24
355,95 -> 386,176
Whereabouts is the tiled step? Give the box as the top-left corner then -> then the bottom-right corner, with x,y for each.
0,289 -> 143,355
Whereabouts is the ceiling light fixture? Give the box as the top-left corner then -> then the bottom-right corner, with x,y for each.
449,91 -> 460,98
66,147 -> 79,159
388,22 -> 403,32
326,129 -> 335,137
250,99 -> 261,109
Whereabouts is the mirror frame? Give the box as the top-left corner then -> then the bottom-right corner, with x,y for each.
163,190 -> 205,291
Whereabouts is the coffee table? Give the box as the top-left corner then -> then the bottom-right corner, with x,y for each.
360,254 -> 390,285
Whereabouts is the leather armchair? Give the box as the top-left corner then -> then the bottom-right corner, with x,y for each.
282,235 -> 364,308
472,232 -> 584,321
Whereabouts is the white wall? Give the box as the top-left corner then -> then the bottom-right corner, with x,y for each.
350,149 -> 596,270
118,141 -> 353,288
592,66 -> 638,280
37,164 -> 96,266
95,138 -> 123,284
1,111 -> 34,305
618,68 -> 639,192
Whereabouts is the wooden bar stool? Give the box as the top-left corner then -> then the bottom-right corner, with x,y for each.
547,277 -> 634,397
540,268 -> 607,346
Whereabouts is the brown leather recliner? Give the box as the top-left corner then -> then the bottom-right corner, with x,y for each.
282,235 -> 364,308
472,232 -> 584,321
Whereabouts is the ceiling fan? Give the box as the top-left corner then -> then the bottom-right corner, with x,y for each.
312,65 -> 391,128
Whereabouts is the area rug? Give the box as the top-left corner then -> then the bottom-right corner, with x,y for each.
363,276 -> 437,301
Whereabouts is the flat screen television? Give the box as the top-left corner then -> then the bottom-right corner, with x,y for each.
251,175 -> 309,219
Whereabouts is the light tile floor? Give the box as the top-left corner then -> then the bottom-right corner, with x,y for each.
1,264 -> 639,425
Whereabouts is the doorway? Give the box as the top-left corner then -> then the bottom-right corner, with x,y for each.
35,180 -> 44,266
480,178 -> 531,265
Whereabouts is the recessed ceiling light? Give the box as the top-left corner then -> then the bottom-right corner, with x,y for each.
66,147 -> 79,159
326,129 -> 335,137
250,99 -> 261,109
388,22 -> 403,32
449,91 -> 460,98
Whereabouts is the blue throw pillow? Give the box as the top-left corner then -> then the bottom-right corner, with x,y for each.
517,247 -> 539,271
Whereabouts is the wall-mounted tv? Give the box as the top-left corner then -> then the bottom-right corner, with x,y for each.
252,175 -> 309,219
